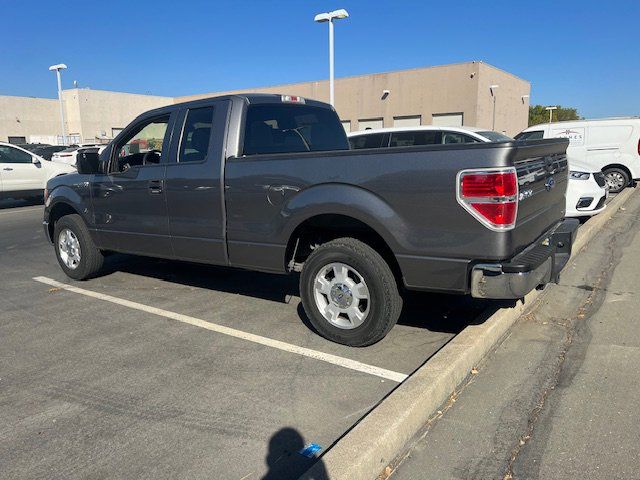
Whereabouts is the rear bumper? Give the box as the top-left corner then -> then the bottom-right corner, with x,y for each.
470,218 -> 579,299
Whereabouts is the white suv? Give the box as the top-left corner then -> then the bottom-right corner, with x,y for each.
51,143 -> 103,167
0,142 -> 75,200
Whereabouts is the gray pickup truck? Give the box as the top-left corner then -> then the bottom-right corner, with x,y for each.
44,94 -> 577,346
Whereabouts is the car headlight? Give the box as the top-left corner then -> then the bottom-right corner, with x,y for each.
569,171 -> 591,180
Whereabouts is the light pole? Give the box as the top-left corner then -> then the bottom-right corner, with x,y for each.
314,9 -> 349,106
490,85 -> 499,130
545,106 -> 558,125
49,63 -> 68,145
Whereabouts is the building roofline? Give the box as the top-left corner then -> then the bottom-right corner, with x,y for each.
179,61 -> 530,99
61,87 -> 173,99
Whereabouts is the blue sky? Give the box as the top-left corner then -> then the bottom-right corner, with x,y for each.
1,0 -> 637,118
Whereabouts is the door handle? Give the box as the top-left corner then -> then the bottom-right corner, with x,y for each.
3,167 -> 13,171
148,180 -> 163,194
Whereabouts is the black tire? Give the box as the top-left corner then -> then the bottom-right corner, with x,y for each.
299,237 -> 402,346
53,214 -> 104,280
603,167 -> 630,194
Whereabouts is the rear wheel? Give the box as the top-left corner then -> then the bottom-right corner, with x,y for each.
603,167 -> 630,193
300,237 -> 402,346
54,214 -> 104,280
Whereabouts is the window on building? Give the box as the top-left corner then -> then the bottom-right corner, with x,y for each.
390,130 -> 441,147
393,116 -> 421,128
179,107 -> 214,163
349,133 -> 388,149
0,145 -> 33,163
242,104 -> 348,155
432,113 -> 464,127
7,136 -> 26,145
358,118 -> 384,131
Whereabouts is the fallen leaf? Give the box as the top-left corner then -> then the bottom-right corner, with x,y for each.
48,288 -> 60,293
471,367 -> 478,375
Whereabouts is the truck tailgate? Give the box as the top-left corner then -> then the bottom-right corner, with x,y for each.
509,138 -> 570,255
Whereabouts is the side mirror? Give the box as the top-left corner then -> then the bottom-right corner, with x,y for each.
32,156 -> 41,165
76,151 -> 101,174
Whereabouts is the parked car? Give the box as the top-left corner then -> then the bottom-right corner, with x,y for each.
51,143 -> 103,166
31,145 -> 68,161
349,126 -> 607,219
17,143 -> 51,152
565,161 -> 608,217
0,142 -> 75,201
44,94 -> 578,346
348,125 -> 512,149
516,117 -> 640,193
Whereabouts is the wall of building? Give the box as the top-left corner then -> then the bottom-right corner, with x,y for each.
176,61 -> 530,135
63,89 -> 173,142
475,63 -> 530,136
0,95 -> 59,143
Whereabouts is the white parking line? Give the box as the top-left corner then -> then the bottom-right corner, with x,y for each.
33,276 -> 408,383
0,206 -> 42,217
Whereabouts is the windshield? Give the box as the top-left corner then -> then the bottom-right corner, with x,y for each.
514,130 -> 544,141
477,131 -> 513,142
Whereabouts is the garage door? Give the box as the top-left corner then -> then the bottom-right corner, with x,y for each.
358,118 -> 383,131
432,113 -> 463,127
393,115 -> 421,128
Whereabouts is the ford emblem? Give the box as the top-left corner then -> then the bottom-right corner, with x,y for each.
545,177 -> 556,191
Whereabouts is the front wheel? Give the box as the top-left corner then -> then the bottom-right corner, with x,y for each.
300,238 -> 402,347
54,214 -> 104,280
603,167 -> 630,193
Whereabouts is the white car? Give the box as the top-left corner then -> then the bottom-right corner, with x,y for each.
348,126 -> 607,218
516,117 -> 640,193
0,142 -> 76,200
348,125 -> 512,149
565,161 -> 608,217
51,143 -> 103,167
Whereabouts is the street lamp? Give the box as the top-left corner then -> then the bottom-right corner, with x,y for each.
490,84 -> 499,130
314,8 -> 349,106
545,106 -> 558,125
49,63 -> 68,146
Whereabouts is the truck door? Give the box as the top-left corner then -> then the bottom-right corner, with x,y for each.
164,100 -> 230,264
90,112 -> 176,257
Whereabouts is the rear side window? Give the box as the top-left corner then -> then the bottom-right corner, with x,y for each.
349,133 -> 387,149
179,107 -> 214,163
442,132 -> 480,144
0,145 -> 32,163
243,104 -> 349,155
390,131 -> 441,147
515,130 -> 544,140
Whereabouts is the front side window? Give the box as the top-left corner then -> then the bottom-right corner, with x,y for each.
0,145 -> 33,164
441,132 -> 480,144
115,115 -> 169,172
179,107 -> 214,163
390,131 -> 441,147
349,133 -> 386,149
243,104 -> 349,155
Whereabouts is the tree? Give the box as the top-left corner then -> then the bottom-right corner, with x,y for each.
528,105 -> 581,126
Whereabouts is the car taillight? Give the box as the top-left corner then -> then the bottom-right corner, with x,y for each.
637,138 -> 640,156
457,168 -> 518,230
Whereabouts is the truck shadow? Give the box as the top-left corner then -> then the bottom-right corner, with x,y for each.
105,254 -> 504,336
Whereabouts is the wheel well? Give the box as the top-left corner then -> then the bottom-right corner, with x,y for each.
603,164 -> 632,180
48,203 -> 79,240
285,214 -> 402,280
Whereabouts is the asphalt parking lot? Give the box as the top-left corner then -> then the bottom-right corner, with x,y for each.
0,198 -> 492,479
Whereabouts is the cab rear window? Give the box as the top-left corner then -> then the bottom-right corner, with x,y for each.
243,104 -> 349,155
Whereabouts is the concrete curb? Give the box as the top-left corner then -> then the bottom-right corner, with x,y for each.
299,187 -> 637,480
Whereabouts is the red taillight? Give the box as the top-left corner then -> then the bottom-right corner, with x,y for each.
461,172 -> 517,197
457,168 -> 518,230
637,138 -> 640,156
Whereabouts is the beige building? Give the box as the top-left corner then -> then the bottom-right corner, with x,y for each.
178,61 -> 531,136
0,61 -> 530,144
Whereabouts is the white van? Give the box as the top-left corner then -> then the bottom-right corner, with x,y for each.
516,117 -> 640,193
